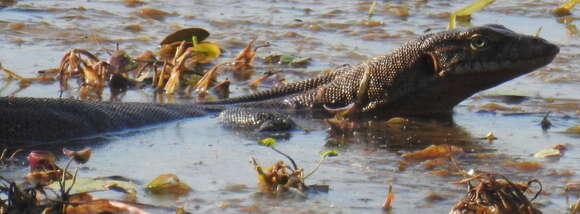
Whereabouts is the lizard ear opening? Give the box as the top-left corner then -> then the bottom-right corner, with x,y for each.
423,52 -> 441,76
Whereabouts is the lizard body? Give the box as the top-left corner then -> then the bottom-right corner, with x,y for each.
0,25 -> 559,146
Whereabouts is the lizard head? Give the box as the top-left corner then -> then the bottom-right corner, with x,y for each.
422,24 -> 559,79
383,25 -> 559,115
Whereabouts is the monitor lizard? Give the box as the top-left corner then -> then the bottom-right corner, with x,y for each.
0,25 -> 560,146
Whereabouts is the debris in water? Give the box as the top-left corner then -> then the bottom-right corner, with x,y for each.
553,0 -> 579,17
145,174 -> 192,196
450,173 -> 542,214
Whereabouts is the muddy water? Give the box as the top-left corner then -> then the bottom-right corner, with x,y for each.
1,0 -> 579,213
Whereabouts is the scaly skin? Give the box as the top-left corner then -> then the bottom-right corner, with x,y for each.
209,25 -> 559,117
0,25 -> 559,146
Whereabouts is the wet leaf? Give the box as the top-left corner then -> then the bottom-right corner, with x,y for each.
385,117 -> 408,124
66,198 -> 148,214
123,0 -> 145,7
384,5 -> 410,17
533,148 -> 562,159
478,102 -> 521,112
425,193 -> 446,201
160,27 -> 210,45
62,148 -> 92,164
263,54 -> 311,67
547,170 -> 574,177
401,144 -> 464,161
248,71 -> 274,88
222,184 -> 248,193
504,161 -> 542,172
191,42 -> 221,63
564,124 -> 580,134
422,158 -> 447,170
124,24 -> 143,33
448,0 -> 495,29
320,150 -> 339,158
259,137 -> 277,147
382,184 -> 394,210
431,169 -> 451,176
233,39 -> 258,70
553,0 -> 579,17
136,8 -> 175,21
145,174 -> 192,196
289,57 -> 311,67
47,177 -> 137,195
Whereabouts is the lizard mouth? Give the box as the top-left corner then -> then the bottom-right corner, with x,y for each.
438,47 -> 559,77
436,36 -> 559,77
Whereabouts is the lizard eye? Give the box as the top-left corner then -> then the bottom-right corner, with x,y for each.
470,35 -> 487,50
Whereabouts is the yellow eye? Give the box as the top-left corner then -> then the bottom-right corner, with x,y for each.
470,36 -> 487,50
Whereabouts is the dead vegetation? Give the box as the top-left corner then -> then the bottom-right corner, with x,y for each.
450,173 -> 543,214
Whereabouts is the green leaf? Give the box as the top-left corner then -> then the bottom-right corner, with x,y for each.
145,174 -> 192,196
320,150 -> 339,158
259,138 -> 277,147
448,0 -> 495,29
191,42 -> 221,63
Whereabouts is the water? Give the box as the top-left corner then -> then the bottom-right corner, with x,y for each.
1,0 -> 579,213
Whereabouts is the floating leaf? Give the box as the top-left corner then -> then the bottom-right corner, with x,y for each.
401,145 -> 464,161
264,54 -> 311,67
65,195 -> 148,214
145,174 -> 192,196
504,161 -> 542,172
124,24 -> 143,33
533,148 -> 562,158
259,137 -> 277,147
289,57 -> 311,67
47,177 -> 137,194
136,8 -> 175,21
479,102 -> 521,112
160,27 -> 210,45
564,124 -> 580,134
